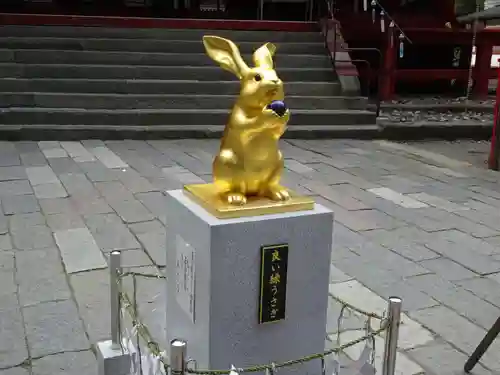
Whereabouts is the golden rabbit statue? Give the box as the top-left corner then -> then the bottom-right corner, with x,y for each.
204,35 -> 290,205
183,35 -> 313,218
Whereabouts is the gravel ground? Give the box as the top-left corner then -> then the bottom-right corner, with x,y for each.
379,97 -> 495,125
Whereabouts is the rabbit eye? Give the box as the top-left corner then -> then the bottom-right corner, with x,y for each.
254,74 -> 262,81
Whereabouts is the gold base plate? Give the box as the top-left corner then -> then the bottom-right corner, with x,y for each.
183,183 -> 315,219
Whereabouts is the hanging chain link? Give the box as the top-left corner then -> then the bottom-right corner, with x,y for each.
465,1 -> 481,110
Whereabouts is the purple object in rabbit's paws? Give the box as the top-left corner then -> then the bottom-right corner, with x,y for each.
267,100 -> 287,117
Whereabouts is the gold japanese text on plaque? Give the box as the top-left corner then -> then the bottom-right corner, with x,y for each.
183,35 -> 314,219
258,244 -> 289,324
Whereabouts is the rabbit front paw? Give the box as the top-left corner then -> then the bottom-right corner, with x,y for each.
264,185 -> 291,201
225,192 -> 247,205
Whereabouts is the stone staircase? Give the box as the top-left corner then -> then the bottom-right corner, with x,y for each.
0,25 -> 378,139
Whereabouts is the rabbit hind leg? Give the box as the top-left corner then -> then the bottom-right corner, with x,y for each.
259,153 -> 290,201
213,153 -> 248,205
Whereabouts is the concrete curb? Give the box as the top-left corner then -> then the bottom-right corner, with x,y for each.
0,122 -> 492,141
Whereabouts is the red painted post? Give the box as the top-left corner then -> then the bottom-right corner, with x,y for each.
488,59 -> 500,171
473,42 -> 493,98
379,25 -> 397,101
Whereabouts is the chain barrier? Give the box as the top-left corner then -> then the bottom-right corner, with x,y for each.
104,251 -> 400,375
465,1 -> 481,111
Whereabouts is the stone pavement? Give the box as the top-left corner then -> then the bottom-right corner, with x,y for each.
1,139 -> 500,375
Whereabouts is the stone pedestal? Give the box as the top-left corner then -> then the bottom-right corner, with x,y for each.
165,189 -> 334,375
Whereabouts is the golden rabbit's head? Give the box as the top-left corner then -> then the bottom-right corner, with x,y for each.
203,35 -> 284,110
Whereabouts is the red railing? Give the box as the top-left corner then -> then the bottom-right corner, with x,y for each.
342,25 -> 500,100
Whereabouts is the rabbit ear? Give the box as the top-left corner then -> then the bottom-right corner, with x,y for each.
253,42 -> 276,69
203,35 -> 248,79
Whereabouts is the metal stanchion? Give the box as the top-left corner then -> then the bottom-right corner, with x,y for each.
464,316 -> 500,373
382,297 -> 402,375
110,251 -> 122,348
171,339 -> 188,375
96,250 -> 131,375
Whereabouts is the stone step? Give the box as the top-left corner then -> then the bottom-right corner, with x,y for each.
0,63 -> 336,82
0,93 -> 367,110
0,49 -> 332,69
0,26 -> 323,43
0,37 -> 327,55
0,108 -> 377,126
0,78 -> 342,96
0,124 -> 381,141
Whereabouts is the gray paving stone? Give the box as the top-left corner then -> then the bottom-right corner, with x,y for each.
33,182 -> 68,199
59,173 -> 99,198
108,198 -> 155,224
304,181 -> 369,211
70,196 -> 113,216
362,229 -> 440,262
329,264 -> 353,284
38,198 -> 73,215
148,176 -> 184,191
117,169 -> 157,193
136,227 -> 166,266
70,270 -> 110,343
37,141 -> 60,150
47,157 -> 82,175
78,161 -> 121,182
419,257 -> 478,281
0,234 -> 13,250
81,140 -> 105,148
0,367 -> 30,375
0,251 -> 14,271
90,146 -> 129,169
456,277 -> 500,308
46,212 -> 85,231
23,300 -> 90,358
15,141 -> 39,153
25,166 -> 58,186
8,212 -> 45,231
345,241 -> 430,278
0,167 -> 27,181
1,194 -> 40,215
41,148 -> 68,159
128,219 -> 164,235
406,340 -> 493,375
84,213 -> 140,252
20,151 -> 47,167
0,304 -> 29,369
135,191 -> 167,220
0,152 -> 21,167
16,248 -> 71,306
54,227 -> 107,274
0,180 -> 32,196
406,274 -> 500,330
333,256 -> 437,311
410,305 -> 500,370
11,224 -> 54,250
94,180 -> 134,201
0,270 -> 17,296
32,350 -> 97,375
60,141 -> 96,163
423,233 -> 500,275
285,159 -> 315,174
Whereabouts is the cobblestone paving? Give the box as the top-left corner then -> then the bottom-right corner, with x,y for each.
1,139 -> 500,375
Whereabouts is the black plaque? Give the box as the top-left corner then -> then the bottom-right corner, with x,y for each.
258,244 -> 289,324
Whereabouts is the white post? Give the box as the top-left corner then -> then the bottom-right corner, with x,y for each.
170,339 -> 187,375
97,251 -> 135,375
382,297 -> 402,375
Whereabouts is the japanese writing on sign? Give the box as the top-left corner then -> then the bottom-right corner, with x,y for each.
258,244 -> 289,324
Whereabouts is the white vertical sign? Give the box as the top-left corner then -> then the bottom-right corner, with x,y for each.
175,235 -> 196,323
